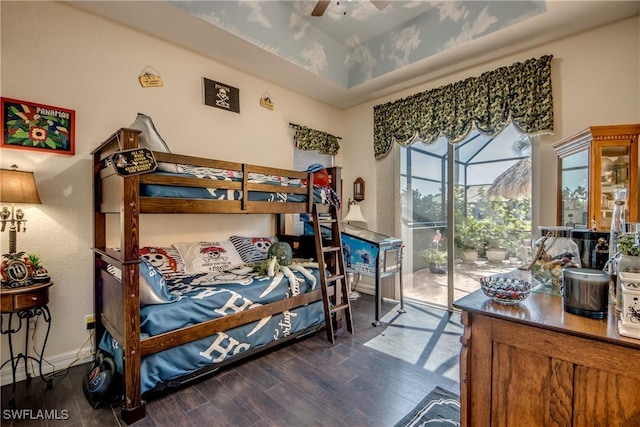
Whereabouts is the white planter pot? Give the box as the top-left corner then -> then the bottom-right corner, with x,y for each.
616,255 -> 640,312
486,249 -> 507,263
618,255 -> 640,274
461,249 -> 479,263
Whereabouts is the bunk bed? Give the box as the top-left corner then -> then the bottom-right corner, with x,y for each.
91,128 -> 342,424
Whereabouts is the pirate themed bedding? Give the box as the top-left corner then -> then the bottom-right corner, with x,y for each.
141,162 -> 334,204
100,249 -> 324,394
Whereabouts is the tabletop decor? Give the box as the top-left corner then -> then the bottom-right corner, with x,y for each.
0,166 -> 42,254
617,271 -> 640,339
480,272 -> 531,304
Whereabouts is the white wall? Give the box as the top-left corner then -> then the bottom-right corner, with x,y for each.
343,15 -> 640,234
0,1 -> 344,379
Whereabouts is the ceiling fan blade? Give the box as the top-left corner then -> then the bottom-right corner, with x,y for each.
311,1 -> 330,17
370,0 -> 390,11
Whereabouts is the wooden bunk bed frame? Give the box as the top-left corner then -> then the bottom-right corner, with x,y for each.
91,128 -> 342,424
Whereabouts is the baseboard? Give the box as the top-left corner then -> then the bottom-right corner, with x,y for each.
354,282 -> 374,295
1,348 -> 93,386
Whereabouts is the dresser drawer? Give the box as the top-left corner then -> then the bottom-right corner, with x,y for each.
1,283 -> 51,313
14,290 -> 47,310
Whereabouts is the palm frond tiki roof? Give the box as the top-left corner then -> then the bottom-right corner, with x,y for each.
487,157 -> 531,199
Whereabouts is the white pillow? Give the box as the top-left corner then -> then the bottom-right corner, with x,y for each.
128,112 -> 171,153
173,241 -> 245,274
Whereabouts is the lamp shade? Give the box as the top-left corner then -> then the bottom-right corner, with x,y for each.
0,168 -> 42,204
344,204 -> 367,225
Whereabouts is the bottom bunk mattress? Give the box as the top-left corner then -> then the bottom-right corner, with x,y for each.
99,265 -> 326,394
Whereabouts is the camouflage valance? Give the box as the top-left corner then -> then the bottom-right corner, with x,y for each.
373,55 -> 554,160
291,123 -> 341,155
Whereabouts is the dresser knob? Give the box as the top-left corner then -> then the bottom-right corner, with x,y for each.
32,296 -> 38,301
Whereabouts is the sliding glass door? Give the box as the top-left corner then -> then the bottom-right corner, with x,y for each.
400,124 -> 532,309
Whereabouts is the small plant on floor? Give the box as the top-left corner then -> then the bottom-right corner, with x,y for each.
421,248 -> 447,274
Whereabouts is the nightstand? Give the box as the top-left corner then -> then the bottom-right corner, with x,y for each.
1,282 -> 54,407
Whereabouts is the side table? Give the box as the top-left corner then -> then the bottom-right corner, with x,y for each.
1,282 -> 54,407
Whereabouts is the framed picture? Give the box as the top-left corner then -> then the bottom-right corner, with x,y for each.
1,97 -> 75,155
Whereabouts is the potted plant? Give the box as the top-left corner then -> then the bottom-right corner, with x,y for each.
421,248 -> 447,274
27,253 -> 50,283
454,217 -> 483,263
483,222 -> 508,263
617,232 -> 640,273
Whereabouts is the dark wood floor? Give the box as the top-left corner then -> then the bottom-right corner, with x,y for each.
1,295 -> 462,426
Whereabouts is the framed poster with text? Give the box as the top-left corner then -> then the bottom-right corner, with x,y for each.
1,97 -> 75,155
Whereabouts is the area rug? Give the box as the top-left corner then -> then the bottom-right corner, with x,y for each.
394,386 -> 460,427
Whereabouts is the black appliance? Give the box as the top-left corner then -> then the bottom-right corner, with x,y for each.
570,229 -> 610,270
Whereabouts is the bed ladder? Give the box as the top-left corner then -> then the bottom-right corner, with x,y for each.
312,203 -> 354,344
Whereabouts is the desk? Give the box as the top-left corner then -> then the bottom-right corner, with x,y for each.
1,282 -> 54,407
341,224 -> 404,326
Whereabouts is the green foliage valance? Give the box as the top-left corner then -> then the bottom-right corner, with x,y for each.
291,124 -> 341,155
373,55 -> 554,159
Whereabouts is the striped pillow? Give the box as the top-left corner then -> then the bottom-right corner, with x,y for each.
230,236 -> 278,263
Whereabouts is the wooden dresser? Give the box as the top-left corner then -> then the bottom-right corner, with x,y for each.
454,289 -> 640,426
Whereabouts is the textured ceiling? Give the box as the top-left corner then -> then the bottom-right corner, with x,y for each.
68,1 -> 640,109
170,1 -> 546,89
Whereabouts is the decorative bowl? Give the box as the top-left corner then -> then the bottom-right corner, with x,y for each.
480,274 -> 531,304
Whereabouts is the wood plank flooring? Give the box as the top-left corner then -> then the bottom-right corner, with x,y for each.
1,295 -> 462,426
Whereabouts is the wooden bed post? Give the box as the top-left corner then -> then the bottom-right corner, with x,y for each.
92,143 -> 106,358
118,129 -> 145,423
91,128 -> 146,423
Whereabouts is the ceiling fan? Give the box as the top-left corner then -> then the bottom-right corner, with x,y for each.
311,0 -> 390,17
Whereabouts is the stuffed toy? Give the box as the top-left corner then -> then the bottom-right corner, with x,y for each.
307,163 -> 330,189
253,242 -> 319,295
305,163 -> 341,209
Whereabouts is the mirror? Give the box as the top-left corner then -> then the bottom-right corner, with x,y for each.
354,177 -> 365,201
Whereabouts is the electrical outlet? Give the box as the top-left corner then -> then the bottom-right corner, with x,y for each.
28,318 -> 37,330
85,314 -> 95,330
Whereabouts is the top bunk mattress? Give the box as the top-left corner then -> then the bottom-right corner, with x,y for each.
141,163 -> 332,204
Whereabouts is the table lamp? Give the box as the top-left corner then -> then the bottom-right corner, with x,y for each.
343,199 -> 367,227
1,165 -> 42,254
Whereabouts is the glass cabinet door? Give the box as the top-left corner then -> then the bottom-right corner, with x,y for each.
596,143 -> 632,229
560,150 -> 589,228
554,124 -> 639,231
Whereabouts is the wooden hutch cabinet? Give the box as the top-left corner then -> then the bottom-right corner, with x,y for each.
454,290 -> 640,427
552,124 -> 640,230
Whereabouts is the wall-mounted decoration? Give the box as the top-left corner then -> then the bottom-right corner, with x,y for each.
354,177 -> 365,201
1,97 -> 75,155
260,93 -> 274,110
204,78 -> 240,114
138,66 -> 164,88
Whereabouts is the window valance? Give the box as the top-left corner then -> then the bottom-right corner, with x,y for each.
373,55 -> 554,159
290,123 -> 341,155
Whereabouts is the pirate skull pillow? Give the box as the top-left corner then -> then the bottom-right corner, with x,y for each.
140,246 -> 185,278
229,235 -> 278,263
174,241 -> 245,274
